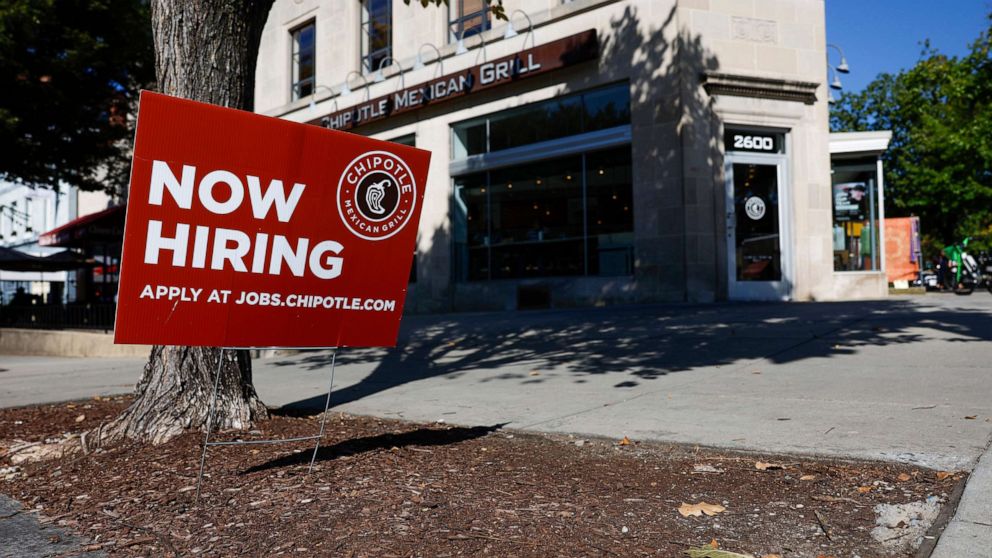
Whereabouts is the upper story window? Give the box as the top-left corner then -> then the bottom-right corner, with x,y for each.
449,0 -> 490,43
291,21 -> 316,101
361,0 -> 392,74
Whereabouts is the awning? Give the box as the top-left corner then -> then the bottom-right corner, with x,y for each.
38,205 -> 125,248
0,246 -> 97,272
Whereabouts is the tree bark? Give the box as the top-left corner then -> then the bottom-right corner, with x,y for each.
92,0 -> 274,447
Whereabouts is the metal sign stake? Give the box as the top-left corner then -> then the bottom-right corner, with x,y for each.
194,347 -> 339,503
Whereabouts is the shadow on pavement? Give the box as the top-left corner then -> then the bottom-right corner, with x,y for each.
270,298 -> 992,411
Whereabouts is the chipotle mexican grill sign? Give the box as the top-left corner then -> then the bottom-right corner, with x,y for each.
310,30 -> 598,131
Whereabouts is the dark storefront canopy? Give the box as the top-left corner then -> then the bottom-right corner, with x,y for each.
0,246 -> 97,272
38,205 -> 125,248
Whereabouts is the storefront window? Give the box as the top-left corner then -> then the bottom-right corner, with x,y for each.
454,147 -> 633,281
453,83 -> 631,159
832,157 -> 880,271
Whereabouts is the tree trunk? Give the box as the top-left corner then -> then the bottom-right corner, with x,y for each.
92,0 -> 274,447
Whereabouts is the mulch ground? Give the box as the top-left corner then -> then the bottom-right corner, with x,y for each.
0,397 -> 967,558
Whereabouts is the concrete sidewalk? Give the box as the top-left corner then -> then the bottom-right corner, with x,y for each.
3,294 -> 992,554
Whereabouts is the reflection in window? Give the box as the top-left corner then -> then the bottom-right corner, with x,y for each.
452,83 -> 631,158
454,147 -> 633,281
361,0 -> 392,74
449,0 -> 490,42
386,132 -> 416,281
832,158 -> 880,271
291,21 -> 315,101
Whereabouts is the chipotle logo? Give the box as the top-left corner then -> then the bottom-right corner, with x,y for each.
337,151 -> 417,241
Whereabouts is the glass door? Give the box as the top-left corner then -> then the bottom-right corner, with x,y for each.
725,156 -> 791,300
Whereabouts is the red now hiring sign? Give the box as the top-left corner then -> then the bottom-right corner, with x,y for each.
115,92 -> 431,348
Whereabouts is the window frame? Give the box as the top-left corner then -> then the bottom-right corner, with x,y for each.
290,20 -> 316,102
448,0 -> 491,43
361,0 -> 393,74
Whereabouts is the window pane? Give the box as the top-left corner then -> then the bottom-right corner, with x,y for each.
831,158 -> 879,271
451,83 -> 631,158
454,173 -> 490,281
362,0 -> 391,74
488,156 -> 584,278
291,22 -> 315,101
488,97 -> 583,152
449,0 -> 490,40
453,119 -> 486,158
583,84 -> 631,132
586,147 -> 634,275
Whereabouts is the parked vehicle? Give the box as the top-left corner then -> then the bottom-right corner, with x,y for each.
944,238 -> 992,295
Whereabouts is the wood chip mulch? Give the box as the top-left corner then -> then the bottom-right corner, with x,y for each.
0,397 -> 966,557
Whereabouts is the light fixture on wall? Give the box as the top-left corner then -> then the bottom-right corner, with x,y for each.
828,66 -> 843,90
455,29 -> 469,56
825,43 -> 851,105
827,44 -> 850,74
339,71 -> 370,102
503,9 -> 536,50
373,56 -> 407,90
413,43 -> 444,77
308,84 -> 337,111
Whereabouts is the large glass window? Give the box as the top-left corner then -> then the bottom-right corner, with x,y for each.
449,0 -> 490,43
454,147 -> 633,281
832,157 -> 880,271
361,0 -> 392,74
452,83 -> 631,159
291,21 -> 315,101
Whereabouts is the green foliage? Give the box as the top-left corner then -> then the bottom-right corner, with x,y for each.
0,0 -> 154,195
830,15 -> 992,251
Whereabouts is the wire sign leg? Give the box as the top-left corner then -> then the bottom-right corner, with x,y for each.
308,349 -> 338,474
195,348 -> 226,501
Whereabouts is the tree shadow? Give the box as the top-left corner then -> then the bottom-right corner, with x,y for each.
260,8 -> 992,413
269,297 -> 992,409
242,423 -> 506,474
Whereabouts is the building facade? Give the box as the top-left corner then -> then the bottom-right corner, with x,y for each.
254,0 -> 888,312
0,181 -> 112,304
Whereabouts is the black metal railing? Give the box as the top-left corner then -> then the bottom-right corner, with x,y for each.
0,303 -> 116,331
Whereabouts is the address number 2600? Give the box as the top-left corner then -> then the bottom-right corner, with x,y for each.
733,134 -> 774,151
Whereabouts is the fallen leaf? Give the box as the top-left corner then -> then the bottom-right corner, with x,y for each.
678,502 -> 726,517
692,464 -> 724,474
761,555 -> 783,558
528,370 -> 540,376
936,471 -> 954,481
755,461 -> 784,471
897,473 -> 912,482
618,436 -> 631,446
708,539 -> 718,549
857,486 -> 872,493
964,415 -> 977,420
74,415 -> 86,423
683,548 -> 754,558
799,474 -> 816,481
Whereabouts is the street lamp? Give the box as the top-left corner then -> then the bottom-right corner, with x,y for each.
828,65 -> 843,90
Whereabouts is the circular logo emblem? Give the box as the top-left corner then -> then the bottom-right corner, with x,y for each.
337,151 -> 417,241
744,196 -> 766,220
